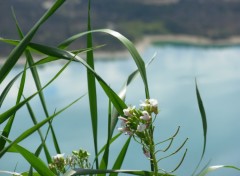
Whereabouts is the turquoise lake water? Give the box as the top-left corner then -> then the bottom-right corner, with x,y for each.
1,44 -> 240,175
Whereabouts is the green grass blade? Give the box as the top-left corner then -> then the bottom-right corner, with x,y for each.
0,58 -> 72,125
0,38 -> 104,65
0,72 -> 21,108
0,0 -> 66,84
109,137 -> 131,176
0,60 -> 27,151
25,43 -> 127,114
99,100 -> 112,172
0,94 -> 84,158
197,165 -> 240,176
94,133 -> 121,165
9,142 -> 54,176
192,80 -> 208,175
86,0 -> 99,169
59,29 -> 150,99
66,168 -> 173,176
25,99 -> 52,164
195,80 -> 207,159
11,8 -> 61,155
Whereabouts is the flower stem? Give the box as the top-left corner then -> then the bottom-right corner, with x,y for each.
149,125 -> 158,175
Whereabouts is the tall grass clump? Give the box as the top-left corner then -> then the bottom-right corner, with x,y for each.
0,0 -> 240,175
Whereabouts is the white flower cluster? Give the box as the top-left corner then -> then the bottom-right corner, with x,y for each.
118,98 -> 158,135
118,99 -> 159,158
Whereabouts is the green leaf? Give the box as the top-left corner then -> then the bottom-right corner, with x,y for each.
66,168 -> 173,176
0,59 -> 76,157
25,99 -> 52,164
12,7 -> 62,155
0,57 -> 72,125
0,94 -> 85,158
110,137 -> 131,176
197,165 -> 240,176
99,100 -> 112,172
192,80 -> 208,175
0,72 -> 21,108
195,80 -> 207,159
0,0 -> 66,84
10,143 -> 55,176
0,61 -> 27,151
22,43 -> 127,115
86,0 -> 99,169
95,133 -> 122,161
59,29 -> 150,99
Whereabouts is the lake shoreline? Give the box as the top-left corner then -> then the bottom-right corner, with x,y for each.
92,34 -> 240,59
2,34 -> 240,65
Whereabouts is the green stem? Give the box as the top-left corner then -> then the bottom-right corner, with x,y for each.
148,125 -> 158,175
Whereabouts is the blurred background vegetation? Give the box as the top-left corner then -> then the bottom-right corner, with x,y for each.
1,0 -> 240,55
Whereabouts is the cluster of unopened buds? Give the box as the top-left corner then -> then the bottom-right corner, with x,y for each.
118,99 -> 159,157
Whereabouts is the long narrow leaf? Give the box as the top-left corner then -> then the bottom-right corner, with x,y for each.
197,165 -> 240,176
25,99 -> 52,164
0,60 -> 27,151
0,57 -> 72,125
94,133 -> 122,163
0,59 -> 76,157
0,94 -> 84,158
86,0 -> 99,169
10,142 -> 54,176
110,137 -> 131,176
58,29 -> 150,99
99,100 -> 112,172
21,43 -> 127,114
11,8 -> 61,155
196,80 -> 207,159
0,0 -> 66,84
0,72 -> 21,108
192,80 -> 208,175
66,168 -> 173,176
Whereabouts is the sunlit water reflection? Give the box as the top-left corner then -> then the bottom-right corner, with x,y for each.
1,44 -> 240,175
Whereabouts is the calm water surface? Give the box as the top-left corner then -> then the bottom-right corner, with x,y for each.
1,44 -> 240,176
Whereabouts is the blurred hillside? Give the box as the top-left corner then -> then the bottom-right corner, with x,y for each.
1,0 -> 240,55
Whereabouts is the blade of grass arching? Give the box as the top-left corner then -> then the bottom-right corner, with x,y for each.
11,7 -> 61,155
25,99 -> 52,164
86,0 -> 99,169
4,139 -> 54,176
65,168 -> 174,176
94,132 -> 122,165
0,61 -> 77,159
0,57 -> 73,125
192,80 -> 207,175
109,137 -> 131,176
26,44 -> 127,114
197,165 -> 240,176
0,38 -> 105,65
0,0 -> 66,84
196,80 -> 207,158
0,94 -> 85,158
58,29 -> 150,99
0,61 -> 27,151
26,49 -> 62,155
99,100 -> 112,172
0,72 -> 21,108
